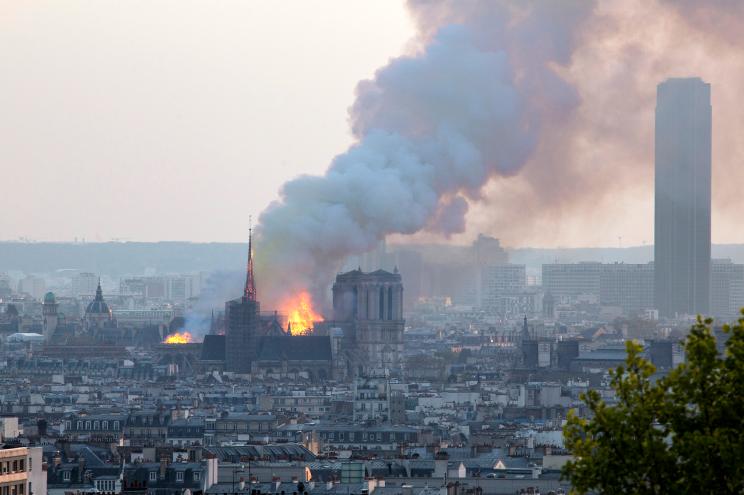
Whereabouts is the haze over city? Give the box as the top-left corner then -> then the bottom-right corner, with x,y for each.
1,2 -> 744,495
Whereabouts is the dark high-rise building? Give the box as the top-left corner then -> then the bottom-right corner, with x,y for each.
648,340 -> 674,370
225,229 -> 260,373
556,340 -> 580,370
520,316 -> 538,368
654,77 -> 711,317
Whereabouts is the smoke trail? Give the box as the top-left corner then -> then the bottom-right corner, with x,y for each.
183,270 -> 242,339
255,1 -> 595,307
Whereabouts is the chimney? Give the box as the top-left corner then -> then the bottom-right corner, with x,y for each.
159,456 -> 167,480
402,484 -> 413,495
77,457 -> 85,483
367,478 -> 377,493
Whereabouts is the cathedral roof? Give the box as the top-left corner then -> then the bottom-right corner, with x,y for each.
255,335 -> 332,362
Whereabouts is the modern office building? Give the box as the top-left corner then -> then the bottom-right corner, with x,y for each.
480,264 -> 527,306
711,259 -> 744,319
542,263 -> 602,300
541,262 -> 654,315
599,263 -> 655,313
654,77 -> 711,317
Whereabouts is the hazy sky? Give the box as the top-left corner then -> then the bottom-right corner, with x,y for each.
2,1 -> 743,247
0,1 -> 414,243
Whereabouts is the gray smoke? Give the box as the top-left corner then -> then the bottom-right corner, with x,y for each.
183,270 -> 243,339
255,1 -> 596,308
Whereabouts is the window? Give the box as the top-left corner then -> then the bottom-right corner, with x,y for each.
65,421 -> 71,430
113,421 -> 120,430
194,472 -> 201,481
94,421 -> 100,430
376,432 -> 382,441
149,472 -> 156,481
379,287 -> 385,319
176,471 -> 184,482
85,421 -> 91,430
77,421 -> 83,430
102,421 -> 109,430
63,471 -> 71,481
388,287 -> 393,320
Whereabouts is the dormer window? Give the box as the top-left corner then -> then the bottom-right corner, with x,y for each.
176,472 -> 184,482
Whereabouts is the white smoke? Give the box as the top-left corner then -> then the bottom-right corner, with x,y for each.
255,1 -> 596,307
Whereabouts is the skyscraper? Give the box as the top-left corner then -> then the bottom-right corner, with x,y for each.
654,77 -> 711,317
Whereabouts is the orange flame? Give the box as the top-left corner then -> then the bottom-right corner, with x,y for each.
282,291 -> 323,336
163,331 -> 193,344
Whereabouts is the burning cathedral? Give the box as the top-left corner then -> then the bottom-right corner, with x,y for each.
220,230 -> 404,381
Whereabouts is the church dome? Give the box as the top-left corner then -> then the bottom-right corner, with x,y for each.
43,292 -> 56,304
85,282 -> 111,316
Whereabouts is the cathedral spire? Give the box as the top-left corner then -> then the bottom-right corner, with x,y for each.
95,278 -> 104,301
244,220 -> 257,301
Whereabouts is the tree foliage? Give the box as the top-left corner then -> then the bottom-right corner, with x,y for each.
563,311 -> 744,494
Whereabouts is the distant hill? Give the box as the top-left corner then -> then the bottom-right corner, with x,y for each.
1,241 -> 743,277
0,242 -> 247,276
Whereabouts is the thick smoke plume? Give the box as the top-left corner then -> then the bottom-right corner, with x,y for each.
255,1 -> 594,307
255,0 -> 744,308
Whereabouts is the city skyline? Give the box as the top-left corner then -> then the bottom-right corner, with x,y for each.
1,3 -> 743,494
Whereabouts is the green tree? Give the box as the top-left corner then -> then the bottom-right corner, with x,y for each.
563,312 -> 744,494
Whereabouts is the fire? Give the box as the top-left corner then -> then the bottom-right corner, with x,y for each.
163,331 -> 193,344
282,291 -> 323,336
